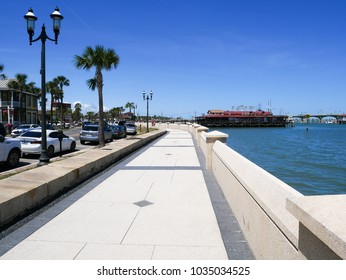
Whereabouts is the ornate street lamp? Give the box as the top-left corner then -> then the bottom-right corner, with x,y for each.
142,90 -> 153,132
24,7 -> 63,165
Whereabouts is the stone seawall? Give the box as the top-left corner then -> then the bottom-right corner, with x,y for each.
157,122 -> 346,260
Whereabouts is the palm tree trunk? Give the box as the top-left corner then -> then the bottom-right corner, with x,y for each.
50,94 -> 53,123
61,97 -> 64,127
97,72 -> 105,147
19,92 -> 22,124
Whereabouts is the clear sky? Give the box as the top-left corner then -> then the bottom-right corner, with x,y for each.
1,0 -> 346,118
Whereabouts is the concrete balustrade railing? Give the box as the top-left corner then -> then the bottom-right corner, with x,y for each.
211,141 -> 304,259
157,122 -> 346,259
200,131 -> 228,169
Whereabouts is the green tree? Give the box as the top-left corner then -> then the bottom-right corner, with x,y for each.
74,45 -> 119,147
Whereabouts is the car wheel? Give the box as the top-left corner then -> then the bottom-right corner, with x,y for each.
6,149 -> 20,168
80,140 -> 85,145
109,137 -> 113,142
47,145 -> 54,158
70,141 -> 76,151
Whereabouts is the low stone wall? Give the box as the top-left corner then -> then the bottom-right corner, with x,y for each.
157,122 -> 346,259
0,130 -> 167,228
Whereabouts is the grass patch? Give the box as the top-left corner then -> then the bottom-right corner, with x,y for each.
136,127 -> 158,135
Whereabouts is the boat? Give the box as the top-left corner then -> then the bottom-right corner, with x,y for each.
196,109 -> 289,127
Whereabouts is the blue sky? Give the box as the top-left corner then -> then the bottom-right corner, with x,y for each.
1,0 -> 346,118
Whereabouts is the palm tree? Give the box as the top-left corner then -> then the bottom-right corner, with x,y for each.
114,106 -> 125,120
0,64 -> 6,79
125,102 -> 135,118
27,82 -> 40,95
72,102 -> 82,122
86,111 -> 97,122
27,82 -> 40,123
74,45 -> 120,147
46,81 -> 56,122
7,73 -> 29,124
109,107 -> 118,122
53,76 -> 70,125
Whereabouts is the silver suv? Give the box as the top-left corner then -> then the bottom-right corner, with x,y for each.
79,124 -> 113,145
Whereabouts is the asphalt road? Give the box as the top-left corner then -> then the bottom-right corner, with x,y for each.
0,126 -> 92,173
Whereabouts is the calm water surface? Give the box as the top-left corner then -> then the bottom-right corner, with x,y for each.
212,124 -> 346,196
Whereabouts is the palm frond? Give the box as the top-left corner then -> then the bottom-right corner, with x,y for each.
86,78 -> 97,90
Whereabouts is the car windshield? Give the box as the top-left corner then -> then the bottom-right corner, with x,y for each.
20,131 -> 42,138
83,125 -> 98,131
18,125 -> 31,129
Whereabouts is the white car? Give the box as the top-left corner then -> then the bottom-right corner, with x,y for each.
17,129 -> 76,158
11,124 -> 41,137
0,135 -> 22,167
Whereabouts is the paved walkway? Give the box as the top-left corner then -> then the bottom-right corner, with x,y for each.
0,129 -> 254,260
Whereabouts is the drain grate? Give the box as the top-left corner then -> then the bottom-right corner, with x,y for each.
133,200 -> 153,207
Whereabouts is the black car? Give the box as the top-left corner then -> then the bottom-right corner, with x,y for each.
110,125 -> 127,139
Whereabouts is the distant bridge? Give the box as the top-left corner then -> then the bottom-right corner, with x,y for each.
292,114 -> 346,124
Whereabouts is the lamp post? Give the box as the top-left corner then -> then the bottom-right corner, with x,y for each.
142,90 -> 153,132
24,7 -> 63,165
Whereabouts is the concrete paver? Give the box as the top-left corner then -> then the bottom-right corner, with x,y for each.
0,130 -> 230,260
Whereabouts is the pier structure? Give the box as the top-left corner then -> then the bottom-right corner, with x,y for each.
0,123 -> 345,259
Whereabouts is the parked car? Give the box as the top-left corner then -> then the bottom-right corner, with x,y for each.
0,134 -> 22,167
17,129 -> 76,158
35,124 -> 56,130
125,123 -> 137,135
79,124 -> 113,145
110,125 -> 127,139
11,124 -> 40,137
0,123 -> 7,137
55,122 -> 70,129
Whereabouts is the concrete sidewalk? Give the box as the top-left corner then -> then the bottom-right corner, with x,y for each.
0,129 -> 253,260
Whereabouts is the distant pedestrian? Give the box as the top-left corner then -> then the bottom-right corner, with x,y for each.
5,123 -> 13,134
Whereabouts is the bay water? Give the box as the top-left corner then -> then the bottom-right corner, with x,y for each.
211,123 -> 346,196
